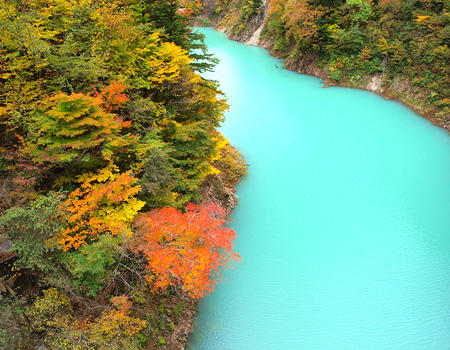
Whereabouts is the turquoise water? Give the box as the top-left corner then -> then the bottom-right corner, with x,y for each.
188,28 -> 450,349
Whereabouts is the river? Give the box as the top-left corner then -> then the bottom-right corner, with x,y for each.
187,28 -> 450,349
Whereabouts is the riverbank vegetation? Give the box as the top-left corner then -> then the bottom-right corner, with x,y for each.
201,0 -> 449,129
0,0 -> 245,348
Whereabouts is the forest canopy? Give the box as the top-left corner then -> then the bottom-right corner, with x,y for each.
0,1 -> 245,348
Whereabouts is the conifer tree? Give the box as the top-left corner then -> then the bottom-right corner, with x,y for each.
28,93 -> 126,165
132,0 -> 218,72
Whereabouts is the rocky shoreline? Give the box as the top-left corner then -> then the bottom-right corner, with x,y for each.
171,143 -> 246,349
194,10 -> 449,132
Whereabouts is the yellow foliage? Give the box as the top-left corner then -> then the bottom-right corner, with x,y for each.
416,15 -> 430,22
359,46 -> 372,60
88,295 -> 146,348
57,164 -> 145,251
281,0 -> 323,42
202,132 -> 229,177
26,288 -> 72,332
118,32 -> 191,91
327,23 -> 340,33
212,135 -> 247,186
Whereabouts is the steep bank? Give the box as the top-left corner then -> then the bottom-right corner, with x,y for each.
195,0 -> 449,131
172,141 -> 246,349
0,140 -> 246,350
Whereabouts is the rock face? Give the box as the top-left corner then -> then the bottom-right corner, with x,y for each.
245,0 -> 269,46
366,74 -> 384,94
0,236 -> 14,263
245,22 -> 264,46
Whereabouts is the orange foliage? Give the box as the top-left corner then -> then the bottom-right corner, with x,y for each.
176,7 -> 194,16
58,165 -> 145,251
97,81 -> 130,113
416,15 -> 431,22
283,0 -> 323,41
269,0 -> 285,15
179,0 -> 203,15
270,0 -> 322,42
133,203 -> 239,298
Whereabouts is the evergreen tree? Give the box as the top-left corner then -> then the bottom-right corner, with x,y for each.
27,93 -> 125,165
132,0 -> 218,72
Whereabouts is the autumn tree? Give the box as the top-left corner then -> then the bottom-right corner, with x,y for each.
210,132 -> 247,186
132,0 -> 218,72
96,81 -> 130,113
282,0 -> 323,45
0,0 -> 244,346
88,295 -> 147,350
24,290 -> 147,349
58,164 -> 145,251
27,93 -> 128,165
132,202 -> 239,298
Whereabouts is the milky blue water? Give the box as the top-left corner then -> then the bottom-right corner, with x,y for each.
187,28 -> 450,349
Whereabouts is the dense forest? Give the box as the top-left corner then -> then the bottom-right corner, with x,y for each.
200,0 -> 449,129
0,0 -> 246,349
1,0 -> 447,348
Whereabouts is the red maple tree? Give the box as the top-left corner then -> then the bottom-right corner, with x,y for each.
132,202 -> 239,298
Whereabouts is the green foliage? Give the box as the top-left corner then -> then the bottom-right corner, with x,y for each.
63,234 -> 121,296
0,192 -> 64,272
27,93 -> 125,165
133,0 -> 191,49
346,0 -> 372,24
329,70 -> 342,82
261,0 -> 449,121
171,121 -> 218,203
188,30 -> 220,73
0,0 -> 244,347
139,139 -> 179,208
132,0 -> 218,72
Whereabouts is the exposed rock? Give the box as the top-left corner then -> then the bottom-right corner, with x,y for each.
366,74 -> 384,93
167,296 -> 198,350
201,174 -> 238,214
246,22 -> 264,46
245,0 -> 269,46
0,236 -> 15,264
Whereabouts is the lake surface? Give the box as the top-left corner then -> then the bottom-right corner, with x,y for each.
188,28 -> 450,349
